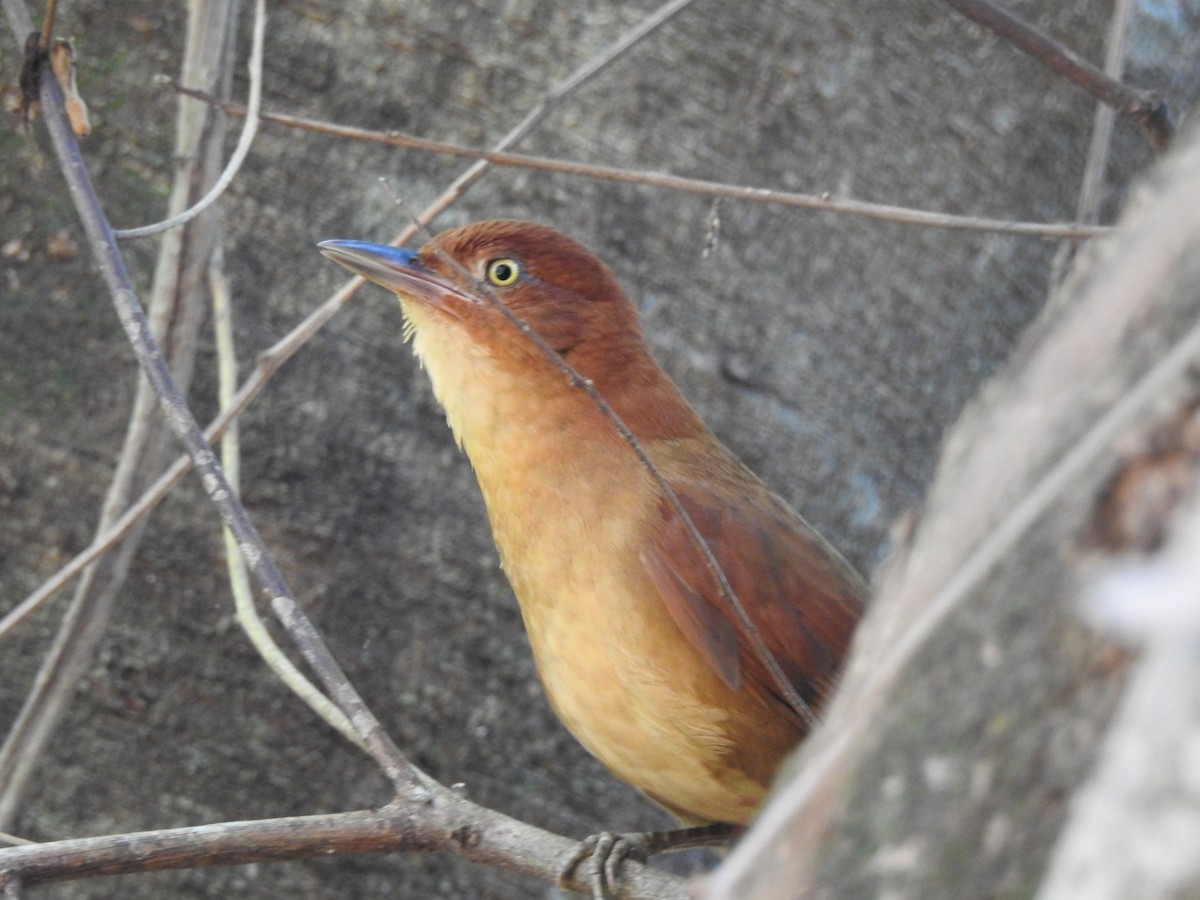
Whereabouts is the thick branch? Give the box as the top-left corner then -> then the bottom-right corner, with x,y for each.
0,800 -> 686,899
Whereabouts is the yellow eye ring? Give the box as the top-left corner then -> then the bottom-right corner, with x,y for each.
485,258 -> 521,287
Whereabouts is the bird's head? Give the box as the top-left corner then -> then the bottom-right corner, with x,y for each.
320,219 -> 702,447
319,219 -> 649,381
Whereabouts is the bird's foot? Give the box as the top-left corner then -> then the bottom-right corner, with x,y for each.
559,823 -> 739,898
559,830 -> 646,899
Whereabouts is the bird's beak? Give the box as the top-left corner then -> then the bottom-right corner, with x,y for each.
318,239 -> 476,313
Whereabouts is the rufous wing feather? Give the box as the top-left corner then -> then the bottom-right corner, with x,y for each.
641,479 -> 865,723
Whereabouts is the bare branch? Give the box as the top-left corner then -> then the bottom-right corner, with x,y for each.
0,0 -> 244,828
944,0 -> 1173,150
112,0 -> 265,239
382,0 -> 703,249
6,6 -> 423,799
176,84 -> 1114,240
209,239 -> 365,750
1050,0 -> 1134,289
1075,0 -> 1133,227
0,804 -> 687,899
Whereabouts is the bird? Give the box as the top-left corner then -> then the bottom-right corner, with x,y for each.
319,220 -> 866,886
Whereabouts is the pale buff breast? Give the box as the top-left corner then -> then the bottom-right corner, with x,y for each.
406,300 -> 773,824
480,452 -> 771,825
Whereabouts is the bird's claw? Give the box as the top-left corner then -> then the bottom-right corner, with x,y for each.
560,831 -> 648,899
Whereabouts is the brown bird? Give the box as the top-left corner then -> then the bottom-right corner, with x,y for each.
319,220 -> 865,879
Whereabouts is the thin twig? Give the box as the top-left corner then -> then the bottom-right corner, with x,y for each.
944,0 -> 1173,150
113,0 -> 265,239
1076,0 -> 1133,227
383,0 -> 702,249
36,0 -> 55,49
18,21 -> 423,799
174,85 -> 1114,240
210,241 -> 366,750
1051,0 -> 1134,288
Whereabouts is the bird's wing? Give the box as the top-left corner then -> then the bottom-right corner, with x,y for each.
640,480 -> 865,720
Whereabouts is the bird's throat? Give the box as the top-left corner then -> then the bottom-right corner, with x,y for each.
402,292 -> 666,587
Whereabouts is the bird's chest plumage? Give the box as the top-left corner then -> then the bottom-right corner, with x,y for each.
413,322 -> 779,823
472,427 -> 767,823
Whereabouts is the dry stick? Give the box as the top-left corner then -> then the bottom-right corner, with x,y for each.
209,241 -> 364,750
0,0 -> 238,829
111,0 -> 264,239
194,0 -> 364,750
404,192 -> 816,726
19,30 -> 422,801
2,1 -> 290,829
943,0 -> 1173,150
174,85 -> 1114,240
0,805 -> 688,900
4,0 -> 701,641
1075,0 -> 1133,226
35,0 -> 55,49
385,0 -> 702,248
1050,0 -> 1133,289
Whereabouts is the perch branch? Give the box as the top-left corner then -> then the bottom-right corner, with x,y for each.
0,804 -> 686,898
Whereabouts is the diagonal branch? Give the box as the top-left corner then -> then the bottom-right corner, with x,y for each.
944,0 -> 1173,150
0,0 -> 244,829
6,4 -> 424,800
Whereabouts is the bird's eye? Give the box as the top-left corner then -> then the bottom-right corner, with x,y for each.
485,258 -> 521,287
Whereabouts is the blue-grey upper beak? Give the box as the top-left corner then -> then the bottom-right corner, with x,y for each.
318,239 -> 475,312
318,240 -> 421,285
